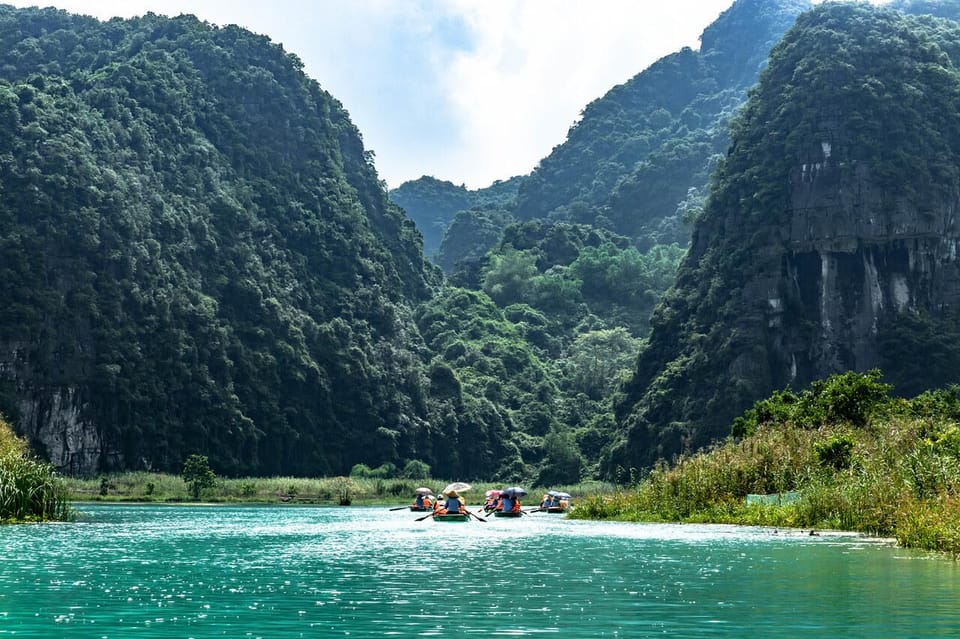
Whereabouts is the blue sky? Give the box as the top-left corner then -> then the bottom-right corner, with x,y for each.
8,1 -> 888,189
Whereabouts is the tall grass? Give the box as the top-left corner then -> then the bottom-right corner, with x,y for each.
0,418 -> 69,523
570,415 -> 960,555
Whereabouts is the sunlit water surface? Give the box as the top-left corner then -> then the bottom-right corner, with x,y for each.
1,504 -> 958,637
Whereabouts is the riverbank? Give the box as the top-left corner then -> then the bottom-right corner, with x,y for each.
65,472 -> 609,507
0,418 -> 69,523
571,372 -> 960,556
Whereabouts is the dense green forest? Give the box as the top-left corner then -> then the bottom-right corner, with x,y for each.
389,175 -> 523,263
0,4 -> 676,483
0,5 -> 550,480
381,0 -> 815,484
394,0 -> 812,270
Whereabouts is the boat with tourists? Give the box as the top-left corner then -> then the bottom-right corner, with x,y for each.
539,490 -> 573,513
422,482 -> 475,522
493,486 -> 526,517
481,489 -> 501,514
409,487 -> 434,511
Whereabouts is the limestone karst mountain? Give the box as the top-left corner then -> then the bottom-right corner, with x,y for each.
607,1 -> 960,474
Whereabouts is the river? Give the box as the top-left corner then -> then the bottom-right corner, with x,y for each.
0,503 -> 957,637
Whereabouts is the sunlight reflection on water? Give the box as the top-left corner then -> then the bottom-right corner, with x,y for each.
0,504 -> 957,638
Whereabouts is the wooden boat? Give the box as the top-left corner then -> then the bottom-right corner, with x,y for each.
433,513 -> 470,522
542,506 -> 568,514
493,510 -> 522,518
409,505 -> 431,512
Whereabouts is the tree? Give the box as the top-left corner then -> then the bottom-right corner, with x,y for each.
182,454 -> 216,500
565,328 -> 642,400
481,247 -> 539,306
537,428 -> 584,486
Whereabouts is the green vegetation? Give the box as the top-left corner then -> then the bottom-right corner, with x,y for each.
513,0 -> 811,238
0,4 -> 674,485
0,417 -> 69,522
390,176 -> 523,262
381,0 -> 815,484
66,471 -> 611,507
182,453 -> 217,500
575,371 -> 960,555
7,0 -> 960,496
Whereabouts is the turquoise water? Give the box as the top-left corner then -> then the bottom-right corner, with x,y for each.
1,504 -> 958,638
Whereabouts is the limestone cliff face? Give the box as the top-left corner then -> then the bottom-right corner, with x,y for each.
736,138 -> 960,390
19,388 -> 105,474
0,345 -> 109,474
608,3 -> 960,475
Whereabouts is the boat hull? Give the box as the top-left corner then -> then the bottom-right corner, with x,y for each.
493,511 -> 522,518
409,506 -> 431,512
433,513 -> 470,522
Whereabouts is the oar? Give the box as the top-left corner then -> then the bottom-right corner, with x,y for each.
415,511 -> 435,522
468,510 -> 487,523
389,505 -> 410,511
523,508 -> 543,514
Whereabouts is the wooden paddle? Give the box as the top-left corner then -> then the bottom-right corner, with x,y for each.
389,505 -> 411,511
468,510 -> 487,523
415,511 -> 436,522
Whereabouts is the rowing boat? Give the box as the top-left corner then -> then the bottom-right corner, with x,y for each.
433,513 -> 470,522
492,510 -> 522,518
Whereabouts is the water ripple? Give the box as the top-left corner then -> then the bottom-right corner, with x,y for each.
0,505 -> 957,638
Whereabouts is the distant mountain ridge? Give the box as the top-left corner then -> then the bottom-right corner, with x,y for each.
388,175 -> 522,262
392,0 -> 813,263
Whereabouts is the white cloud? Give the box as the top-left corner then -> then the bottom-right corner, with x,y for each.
434,1 -> 732,188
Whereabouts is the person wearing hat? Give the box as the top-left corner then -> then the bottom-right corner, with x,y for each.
443,490 -> 466,514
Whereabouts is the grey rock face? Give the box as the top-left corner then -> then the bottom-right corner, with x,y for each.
741,139 -> 960,389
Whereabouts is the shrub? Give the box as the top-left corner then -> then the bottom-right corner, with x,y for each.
401,459 -> 431,479
815,435 -> 855,470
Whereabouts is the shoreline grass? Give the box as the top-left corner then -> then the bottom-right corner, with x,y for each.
570,374 -> 960,557
66,473 -> 613,507
1,418 -> 69,524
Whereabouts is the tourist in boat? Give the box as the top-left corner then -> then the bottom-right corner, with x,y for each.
540,493 -> 552,509
498,492 -> 521,514
482,490 -> 501,513
436,490 -> 466,515
413,493 -> 432,509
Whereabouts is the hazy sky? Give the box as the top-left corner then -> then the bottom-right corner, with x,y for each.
7,1 -> 889,189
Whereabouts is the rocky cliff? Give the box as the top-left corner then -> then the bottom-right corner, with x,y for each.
607,3 -> 960,474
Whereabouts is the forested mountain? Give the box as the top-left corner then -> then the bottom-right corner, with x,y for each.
389,175 -> 523,262
10,0 -> 960,486
0,5 -> 537,479
606,1 -> 960,475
